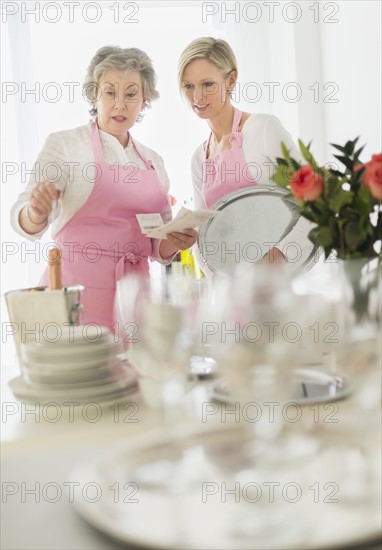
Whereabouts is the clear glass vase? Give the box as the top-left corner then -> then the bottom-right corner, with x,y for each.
340,257 -> 381,325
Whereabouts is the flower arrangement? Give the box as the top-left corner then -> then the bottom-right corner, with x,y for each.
271,138 -> 381,261
271,139 -> 381,321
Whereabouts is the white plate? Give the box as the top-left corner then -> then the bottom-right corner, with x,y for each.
9,367 -> 137,402
31,325 -> 112,346
210,367 -> 352,406
22,350 -> 117,372
21,339 -> 115,364
23,362 -> 125,385
24,368 -> 128,391
68,423 -> 381,550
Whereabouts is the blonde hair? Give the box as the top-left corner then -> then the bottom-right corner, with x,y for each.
177,37 -> 238,92
83,45 -> 159,118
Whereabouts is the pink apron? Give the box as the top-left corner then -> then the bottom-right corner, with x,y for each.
202,108 -> 256,208
40,121 -> 168,329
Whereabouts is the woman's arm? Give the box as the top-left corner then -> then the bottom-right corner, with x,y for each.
149,153 -> 197,262
189,145 -> 215,276
159,229 -> 198,259
11,132 -> 70,240
18,181 -> 59,234
191,145 -> 207,210
262,115 -> 316,260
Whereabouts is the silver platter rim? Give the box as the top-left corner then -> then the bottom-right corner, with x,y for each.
197,184 -> 318,273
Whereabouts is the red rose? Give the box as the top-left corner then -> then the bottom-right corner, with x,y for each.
290,165 -> 324,201
356,153 -> 382,200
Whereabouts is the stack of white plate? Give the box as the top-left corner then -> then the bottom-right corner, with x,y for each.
10,326 -> 137,405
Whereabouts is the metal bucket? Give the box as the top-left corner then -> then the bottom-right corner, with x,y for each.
29,285 -> 85,324
4,284 -> 85,359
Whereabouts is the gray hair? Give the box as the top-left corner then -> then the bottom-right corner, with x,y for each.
83,45 -> 159,117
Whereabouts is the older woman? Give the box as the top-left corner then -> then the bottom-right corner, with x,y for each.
177,37 -> 312,269
11,46 -> 197,328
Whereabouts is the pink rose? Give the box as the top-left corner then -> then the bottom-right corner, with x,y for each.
290,165 -> 324,201
355,153 -> 382,200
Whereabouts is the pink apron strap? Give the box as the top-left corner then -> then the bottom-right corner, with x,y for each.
205,132 -> 213,160
231,108 -> 243,133
130,137 -> 154,170
92,120 -> 105,161
205,108 -> 243,159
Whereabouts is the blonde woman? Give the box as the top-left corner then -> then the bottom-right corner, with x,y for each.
178,37 -> 312,268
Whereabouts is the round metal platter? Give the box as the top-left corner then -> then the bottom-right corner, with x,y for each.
69,420 -> 380,550
197,185 -> 317,274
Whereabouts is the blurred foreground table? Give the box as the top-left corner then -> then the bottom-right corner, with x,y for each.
1,361 -> 381,550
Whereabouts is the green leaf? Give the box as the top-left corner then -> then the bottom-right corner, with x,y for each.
298,139 -> 319,169
355,185 -> 374,212
298,139 -> 312,162
314,226 -> 335,248
352,198 -> 372,218
344,220 -> 367,251
299,210 -> 316,223
354,145 -> 365,160
360,215 -> 373,237
309,199 -> 331,218
330,143 -> 346,154
280,142 -> 291,161
328,190 -> 354,213
333,154 -> 354,171
329,169 -> 345,178
325,175 -> 343,197
271,166 -> 290,187
275,157 -> 288,166
357,186 -> 374,208
290,158 -> 301,171
344,138 -> 358,156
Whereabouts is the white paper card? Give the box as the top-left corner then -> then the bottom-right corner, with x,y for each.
145,208 -> 218,239
136,213 -> 164,234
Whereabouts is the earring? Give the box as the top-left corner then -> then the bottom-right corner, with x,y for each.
136,111 -> 145,123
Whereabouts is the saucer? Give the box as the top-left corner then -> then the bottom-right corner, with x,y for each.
210,367 -> 352,406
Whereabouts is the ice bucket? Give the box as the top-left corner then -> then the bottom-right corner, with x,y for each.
4,284 -> 84,360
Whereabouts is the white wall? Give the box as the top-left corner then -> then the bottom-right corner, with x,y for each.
218,0 -> 381,163
320,0 -> 381,160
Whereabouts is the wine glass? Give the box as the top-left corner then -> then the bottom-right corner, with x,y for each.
197,262 -> 323,547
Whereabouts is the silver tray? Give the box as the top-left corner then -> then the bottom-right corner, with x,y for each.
69,422 -> 381,550
197,185 -> 317,274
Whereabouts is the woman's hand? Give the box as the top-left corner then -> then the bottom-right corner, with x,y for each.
19,181 -> 60,234
259,247 -> 288,265
159,228 -> 198,259
29,181 -> 60,222
167,229 -> 198,251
